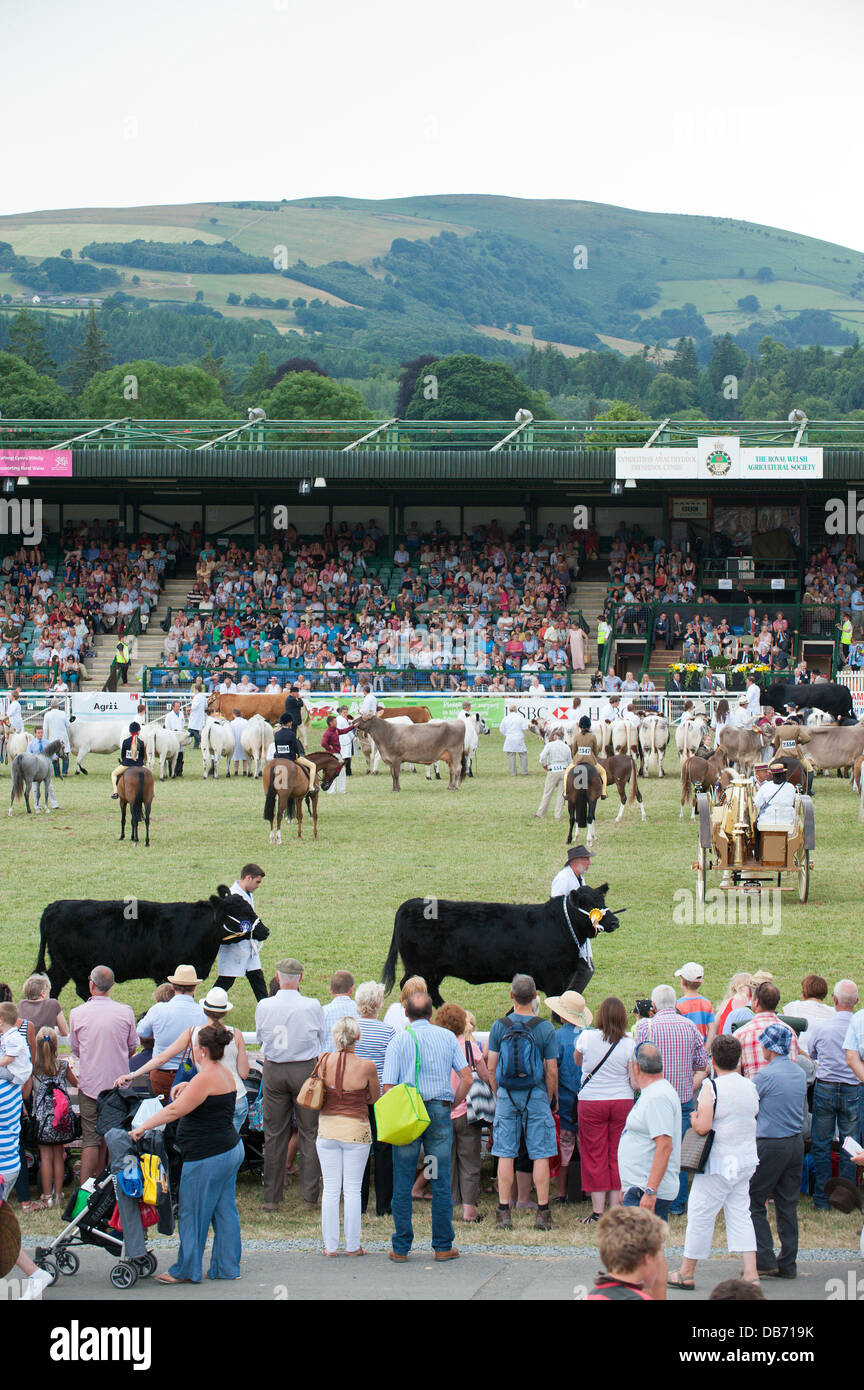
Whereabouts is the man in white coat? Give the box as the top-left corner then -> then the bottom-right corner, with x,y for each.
358,683 -> 379,718
534,728 -> 571,819
744,672 -> 762,722
164,700 -> 187,779
187,680 -> 207,749
499,702 -> 529,776
336,703 -> 355,776
213,863 -> 268,1000
43,698 -> 70,778
549,845 -> 596,993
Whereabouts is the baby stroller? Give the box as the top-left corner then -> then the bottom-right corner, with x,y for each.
34,1087 -> 177,1290
239,1066 -> 265,1178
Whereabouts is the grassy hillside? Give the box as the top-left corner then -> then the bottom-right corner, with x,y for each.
2,195 -> 863,366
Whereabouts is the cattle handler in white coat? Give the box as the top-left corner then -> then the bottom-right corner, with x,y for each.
500,702 -> 529,776
187,679 -> 207,750
213,863 -> 268,1001
549,845 -> 597,993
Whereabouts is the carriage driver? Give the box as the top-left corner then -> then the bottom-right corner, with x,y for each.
110,721 -> 145,799
273,713 -> 318,790
571,715 -> 608,799
754,760 -> 798,823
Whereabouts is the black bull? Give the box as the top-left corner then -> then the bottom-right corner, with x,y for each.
34,886 -> 270,1000
762,681 -> 853,721
381,885 -> 621,1006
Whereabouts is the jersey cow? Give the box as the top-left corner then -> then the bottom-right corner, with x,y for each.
381,886 -> 622,1006
34,885 -> 271,1000
355,714 -> 466,790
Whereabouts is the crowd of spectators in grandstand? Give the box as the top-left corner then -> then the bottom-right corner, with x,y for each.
154,517 -> 592,693
0,520 -> 174,688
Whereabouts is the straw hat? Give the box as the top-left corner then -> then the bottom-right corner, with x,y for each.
167,965 -> 203,987
544,990 -> 593,1029
0,1202 -> 22,1279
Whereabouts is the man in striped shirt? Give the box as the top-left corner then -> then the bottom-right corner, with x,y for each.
382,992 -> 471,1263
322,971 -> 359,1052
674,962 -> 714,1039
634,984 -> 710,1215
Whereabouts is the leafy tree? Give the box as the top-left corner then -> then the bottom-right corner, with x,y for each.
241,351 -> 274,401
737,295 -> 760,311
226,293 -> 241,306
646,372 -> 696,414
756,266 -> 775,282
0,352 -> 70,416
594,400 -> 646,421
69,306 -> 111,394
260,371 -> 367,419
197,341 -> 233,403
404,353 -> 551,420
195,290 -> 204,303
269,357 -> 327,386
80,360 -> 228,417
6,309 -> 55,374
60,248 -> 73,259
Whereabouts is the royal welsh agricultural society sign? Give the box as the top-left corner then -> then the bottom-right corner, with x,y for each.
616,436 -> 823,481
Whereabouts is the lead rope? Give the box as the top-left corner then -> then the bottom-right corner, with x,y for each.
561,896 -> 606,946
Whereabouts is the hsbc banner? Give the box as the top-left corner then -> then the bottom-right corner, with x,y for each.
616,436 -> 822,481
299,693 -> 602,730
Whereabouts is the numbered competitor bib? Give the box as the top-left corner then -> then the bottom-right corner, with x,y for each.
578,746 -> 592,755
781,739 -> 796,750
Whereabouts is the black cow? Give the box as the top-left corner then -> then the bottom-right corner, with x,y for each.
762,681 -> 853,721
381,885 -> 621,1006
34,885 -> 270,1000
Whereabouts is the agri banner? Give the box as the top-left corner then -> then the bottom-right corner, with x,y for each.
71,692 -> 143,719
0,449 -> 73,477
301,693 -> 598,730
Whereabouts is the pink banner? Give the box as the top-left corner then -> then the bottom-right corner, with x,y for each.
0,449 -> 73,477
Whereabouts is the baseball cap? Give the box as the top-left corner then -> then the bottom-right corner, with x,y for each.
675,962 -> 704,982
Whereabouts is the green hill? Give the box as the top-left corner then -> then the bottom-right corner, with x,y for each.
1,195 -> 863,362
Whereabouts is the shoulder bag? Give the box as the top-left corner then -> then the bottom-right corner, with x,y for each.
373,1027 -> 430,1145
296,1053 -> 329,1111
577,1037 -> 620,1095
464,1039 -> 496,1126
679,1078 -> 718,1173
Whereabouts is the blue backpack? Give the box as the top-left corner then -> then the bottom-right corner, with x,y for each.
496,1015 -> 544,1092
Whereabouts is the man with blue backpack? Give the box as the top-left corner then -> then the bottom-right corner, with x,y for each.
487,974 -> 559,1230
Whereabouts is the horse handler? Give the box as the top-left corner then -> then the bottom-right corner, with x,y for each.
533,728 -> 571,820
110,721 -> 145,799
213,864 -> 268,1002
549,845 -> 601,994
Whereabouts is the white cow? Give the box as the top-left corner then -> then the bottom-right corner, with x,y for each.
676,712 -> 710,758
201,716 -> 236,779
612,705 -> 641,758
141,721 -> 188,780
67,717 -> 130,774
638,714 -> 670,777
242,714 -> 275,777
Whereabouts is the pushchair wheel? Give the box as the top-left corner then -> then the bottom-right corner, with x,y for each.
36,1258 -> 58,1286
134,1252 -> 158,1278
109,1261 -> 138,1289
56,1250 -> 80,1276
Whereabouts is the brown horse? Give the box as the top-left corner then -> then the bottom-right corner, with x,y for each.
117,766 -> 154,846
680,750 -> 729,819
263,758 -> 320,844
598,753 -> 646,825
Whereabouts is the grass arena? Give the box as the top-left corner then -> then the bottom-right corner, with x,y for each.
3,724 -> 862,1252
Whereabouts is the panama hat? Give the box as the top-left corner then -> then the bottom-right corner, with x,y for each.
544,990 -> 593,1029
201,986 -> 233,1014
167,965 -> 203,987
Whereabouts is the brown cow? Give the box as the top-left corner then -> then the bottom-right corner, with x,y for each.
207,692 -> 298,725
718,726 -> 764,773
356,714 -> 465,791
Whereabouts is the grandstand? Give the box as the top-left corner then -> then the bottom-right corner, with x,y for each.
2,416 -> 863,698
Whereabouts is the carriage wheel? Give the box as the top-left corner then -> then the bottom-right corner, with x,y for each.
696,846 -> 707,903
797,849 -> 810,903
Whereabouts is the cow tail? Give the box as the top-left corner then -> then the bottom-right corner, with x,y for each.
381,923 -> 400,994
263,781 -> 277,823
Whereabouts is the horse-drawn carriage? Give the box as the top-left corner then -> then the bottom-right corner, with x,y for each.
694,775 -> 815,903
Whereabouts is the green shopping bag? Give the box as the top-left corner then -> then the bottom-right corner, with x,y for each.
374,1026 -> 430,1145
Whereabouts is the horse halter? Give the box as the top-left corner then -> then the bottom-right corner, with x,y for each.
219,906 -> 262,943
561,894 -> 608,946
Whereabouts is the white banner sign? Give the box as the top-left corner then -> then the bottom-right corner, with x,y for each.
71,692 -> 142,719
617,440 -> 823,481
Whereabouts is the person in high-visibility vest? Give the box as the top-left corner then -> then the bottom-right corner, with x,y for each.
114,639 -> 131,686
838,615 -> 853,666
596,616 -> 611,667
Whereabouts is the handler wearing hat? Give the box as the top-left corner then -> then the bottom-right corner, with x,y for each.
549,846 -> 599,993
754,760 -> 798,823
110,720 -> 145,798
134,964 -> 206,1099
570,715 -> 607,797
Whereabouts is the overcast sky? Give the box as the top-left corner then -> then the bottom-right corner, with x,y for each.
2,0 -> 861,250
